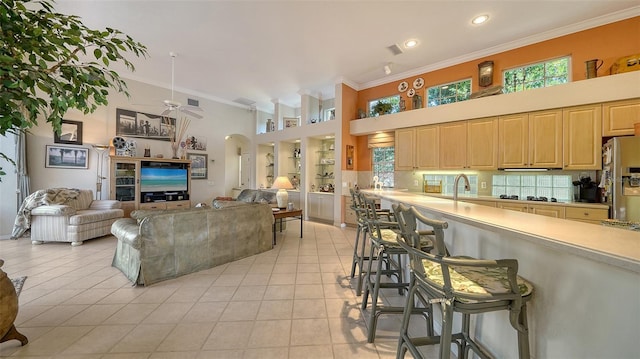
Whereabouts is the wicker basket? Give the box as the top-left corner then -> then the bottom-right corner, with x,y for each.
424,180 -> 442,193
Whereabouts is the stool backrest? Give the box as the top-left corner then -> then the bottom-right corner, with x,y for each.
393,203 -> 524,305
393,203 -> 448,256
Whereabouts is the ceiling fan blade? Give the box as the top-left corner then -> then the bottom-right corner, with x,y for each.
160,108 -> 173,117
182,105 -> 203,112
180,108 -> 203,119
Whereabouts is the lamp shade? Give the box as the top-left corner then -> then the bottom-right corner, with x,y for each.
271,176 -> 294,190
272,176 -> 293,208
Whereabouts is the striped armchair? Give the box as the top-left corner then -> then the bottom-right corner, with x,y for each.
30,189 -> 124,246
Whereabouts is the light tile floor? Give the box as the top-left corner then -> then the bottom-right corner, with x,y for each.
1,221 -> 440,358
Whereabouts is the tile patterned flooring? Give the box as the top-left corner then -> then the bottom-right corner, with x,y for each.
1,221 -> 439,358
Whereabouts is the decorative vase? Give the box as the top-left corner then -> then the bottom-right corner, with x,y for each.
0,259 -> 28,345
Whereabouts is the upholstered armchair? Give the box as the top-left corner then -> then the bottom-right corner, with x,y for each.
27,189 -> 124,246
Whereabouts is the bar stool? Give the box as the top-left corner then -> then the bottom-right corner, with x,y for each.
350,190 -> 395,296
348,188 -> 369,295
360,195 -> 434,343
393,203 -> 534,359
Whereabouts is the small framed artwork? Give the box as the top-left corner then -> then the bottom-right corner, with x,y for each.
54,120 -> 83,145
187,152 -> 208,180
45,145 -> 89,169
284,117 -> 298,128
346,145 -> 354,170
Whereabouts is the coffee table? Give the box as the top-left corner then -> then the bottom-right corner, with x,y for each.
272,208 -> 303,245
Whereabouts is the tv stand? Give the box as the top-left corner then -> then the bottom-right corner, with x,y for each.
109,156 -> 192,216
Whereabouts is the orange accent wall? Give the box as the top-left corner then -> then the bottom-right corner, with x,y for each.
341,84 -> 358,170
355,135 -> 370,171
355,17 -> 640,117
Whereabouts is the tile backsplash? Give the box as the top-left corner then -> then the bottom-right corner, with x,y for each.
492,174 -> 573,201
424,174 -> 478,196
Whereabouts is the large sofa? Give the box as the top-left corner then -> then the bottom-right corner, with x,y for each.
18,189 -> 124,246
110,202 -> 274,286
212,188 -> 277,208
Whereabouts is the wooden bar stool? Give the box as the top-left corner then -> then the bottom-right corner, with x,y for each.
393,204 -> 534,359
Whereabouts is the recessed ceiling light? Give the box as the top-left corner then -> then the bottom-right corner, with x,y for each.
472,15 -> 489,25
404,39 -> 418,48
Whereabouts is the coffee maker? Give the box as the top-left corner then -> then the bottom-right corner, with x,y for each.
573,176 -> 598,202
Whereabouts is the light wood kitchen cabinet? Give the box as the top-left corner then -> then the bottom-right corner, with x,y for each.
528,204 -> 565,218
563,104 -> 602,170
395,125 -> 439,170
416,125 -> 439,169
498,109 -> 562,168
498,113 -> 528,168
496,202 -> 529,212
395,128 -> 416,170
343,195 -> 358,226
462,199 -> 497,207
497,202 -> 565,218
439,121 -> 467,169
602,98 -> 640,136
466,117 -> 498,170
565,206 -> 608,224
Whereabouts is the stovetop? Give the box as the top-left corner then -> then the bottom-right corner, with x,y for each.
498,194 -> 558,202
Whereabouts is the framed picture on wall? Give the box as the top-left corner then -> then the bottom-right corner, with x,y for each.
187,152 -> 208,179
54,119 -> 83,145
45,145 -> 89,169
284,117 -> 298,128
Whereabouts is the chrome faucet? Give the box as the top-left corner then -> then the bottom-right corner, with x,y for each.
453,174 -> 471,201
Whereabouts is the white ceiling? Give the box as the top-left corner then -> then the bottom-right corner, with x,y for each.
55,1 -> 639,112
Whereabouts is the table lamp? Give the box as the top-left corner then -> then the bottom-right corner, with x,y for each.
271,176 -> 294,208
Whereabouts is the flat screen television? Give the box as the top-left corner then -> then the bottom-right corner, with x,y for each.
140,164 -> 188,193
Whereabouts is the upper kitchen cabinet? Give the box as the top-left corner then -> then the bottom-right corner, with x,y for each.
439,121 -> 467,169
395,127 -> 416,171
499,109 -> 562,169
602,98 -> 640,137
466,117 -> 498,170
416,125 -> 439,169
440,118 -> 497,170
395,125 -> 439,171
563,104 -> 602,170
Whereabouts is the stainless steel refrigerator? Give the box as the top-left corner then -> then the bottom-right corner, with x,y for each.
602,136 -> 640,221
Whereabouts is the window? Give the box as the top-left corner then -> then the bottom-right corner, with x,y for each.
372,147 -> 394,187
503,56 -> 570,93
427,79 -> 471,107
368,95 -> 400,116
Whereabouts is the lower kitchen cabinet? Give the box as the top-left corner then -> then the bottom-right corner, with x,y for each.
565,206 -> 608,224
308,192 -> 334,222
497,202 -> 565,218
343,195 -> 358,226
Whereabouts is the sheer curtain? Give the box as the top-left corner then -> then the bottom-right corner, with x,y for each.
16,130 -> 30,209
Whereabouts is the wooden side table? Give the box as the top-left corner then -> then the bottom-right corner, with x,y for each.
272,208 -> 303,245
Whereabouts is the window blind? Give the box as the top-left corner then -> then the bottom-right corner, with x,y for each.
367,132 -> 395,148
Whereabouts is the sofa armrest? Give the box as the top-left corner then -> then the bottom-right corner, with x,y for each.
111,218 -> 141,249
90,200 -> 122,210
30,205 -> 76,216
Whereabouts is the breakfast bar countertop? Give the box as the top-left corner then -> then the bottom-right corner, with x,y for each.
362,189 -> 640,274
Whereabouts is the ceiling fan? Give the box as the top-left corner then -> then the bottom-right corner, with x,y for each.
159,52 -> 203,119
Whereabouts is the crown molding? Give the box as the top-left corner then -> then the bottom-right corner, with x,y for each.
360,6 -> 640,91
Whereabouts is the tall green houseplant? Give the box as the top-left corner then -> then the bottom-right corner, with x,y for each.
0,0 -> 148,177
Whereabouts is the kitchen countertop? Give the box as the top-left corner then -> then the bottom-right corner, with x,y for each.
362,189 -> 639,273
